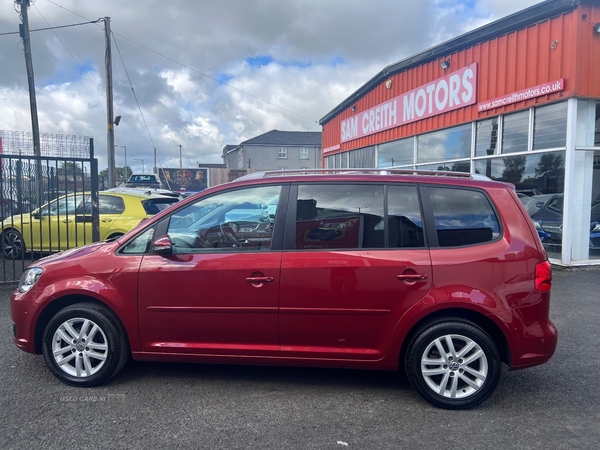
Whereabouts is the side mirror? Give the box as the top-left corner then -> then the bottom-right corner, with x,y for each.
152,235 -> 173,255
535,202 -> 544,208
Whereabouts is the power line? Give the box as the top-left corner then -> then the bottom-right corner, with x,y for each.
0,19 -> 99,36
32,5 -> 104,97
112,32 -> 319,124
112,32 -> 156,150
31,5 -> 154,151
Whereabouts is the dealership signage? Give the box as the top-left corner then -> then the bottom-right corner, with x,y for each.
341,63 -> 478,143
477,79 -> 565,112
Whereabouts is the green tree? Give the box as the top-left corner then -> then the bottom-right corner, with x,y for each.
99,166 -> 132,180
501,156 -> 526,183
535,153 -> 564,177
58,162 -> 84,175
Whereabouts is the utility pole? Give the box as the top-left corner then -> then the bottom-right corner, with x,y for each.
103,17 -> 116,188
153,147 -> 157,174
179,144 -> 182,168
16,0 -> 41,157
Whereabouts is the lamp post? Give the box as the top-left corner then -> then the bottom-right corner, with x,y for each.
133,158 -> 145,173
115,145 -> 127,170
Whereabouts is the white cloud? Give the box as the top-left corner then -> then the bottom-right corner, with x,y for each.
0,0 -> 545,172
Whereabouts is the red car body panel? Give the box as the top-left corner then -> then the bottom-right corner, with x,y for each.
10,172 -> 557,378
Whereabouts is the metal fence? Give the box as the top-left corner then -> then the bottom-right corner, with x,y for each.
1,135 -> 98,284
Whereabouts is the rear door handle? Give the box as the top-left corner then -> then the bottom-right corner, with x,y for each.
397,274 -> 428,280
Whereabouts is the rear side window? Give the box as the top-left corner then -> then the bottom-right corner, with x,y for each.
142,198 -> 179,215
428,187 -> 500,247
99,195 -> 125,214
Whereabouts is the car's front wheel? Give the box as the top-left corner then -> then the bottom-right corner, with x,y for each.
406,320 -> 501,410
42,303 -> 129,387
1,228 -> 25,259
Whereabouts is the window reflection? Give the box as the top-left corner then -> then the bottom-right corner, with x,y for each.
417,124 -> 471,163
533,102 -> 567,150
474,152 -> 564,194
475,117 -> 498,157
417,161 -> 470,172
502,110 -> 529,154
378,138 -> 414,167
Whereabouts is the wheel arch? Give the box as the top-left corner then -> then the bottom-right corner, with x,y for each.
33,294 -> 127,354
398,308 -> 511,371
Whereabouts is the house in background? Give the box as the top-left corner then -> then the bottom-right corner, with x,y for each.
222,130 -> 322,171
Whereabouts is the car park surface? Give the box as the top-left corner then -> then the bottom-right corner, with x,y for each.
0,268 -> 596,449
9,169 -> 556,410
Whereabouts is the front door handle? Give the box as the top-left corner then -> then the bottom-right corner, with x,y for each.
246,276 -> 274,288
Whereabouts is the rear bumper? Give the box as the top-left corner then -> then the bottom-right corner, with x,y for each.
500,299 -> 558,370
508,319 -> 557,369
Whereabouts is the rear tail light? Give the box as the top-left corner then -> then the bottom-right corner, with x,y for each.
535,261 -> 552,292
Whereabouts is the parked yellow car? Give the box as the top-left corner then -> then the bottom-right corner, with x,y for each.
1,189 -> 180,259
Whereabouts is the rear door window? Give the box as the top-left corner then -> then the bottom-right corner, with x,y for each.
387,185 -> 425,248
428,187 -> 500,247
294,184 -> 384,249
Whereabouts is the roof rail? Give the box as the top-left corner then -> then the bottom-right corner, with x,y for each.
232,168 -> 491,181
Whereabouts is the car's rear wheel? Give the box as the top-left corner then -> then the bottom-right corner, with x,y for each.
406,321 -> 501,410
1,229 -> 25,259
42,303 -> 129,387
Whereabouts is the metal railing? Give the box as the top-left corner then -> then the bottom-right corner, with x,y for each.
1,151 -> 98,284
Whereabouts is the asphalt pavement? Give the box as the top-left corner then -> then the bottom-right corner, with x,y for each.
1,267 -> 599,449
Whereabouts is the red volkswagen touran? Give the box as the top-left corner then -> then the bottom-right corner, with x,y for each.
10,169 -> 557,409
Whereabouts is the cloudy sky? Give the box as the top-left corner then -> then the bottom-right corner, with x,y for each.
0,0 -> 541,173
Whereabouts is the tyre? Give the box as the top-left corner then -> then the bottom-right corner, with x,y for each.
42,303 -> 129,387
405,320 -> 501,410
2,229 -> 25,259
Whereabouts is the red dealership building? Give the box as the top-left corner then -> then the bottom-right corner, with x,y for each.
320,0 -> 600,266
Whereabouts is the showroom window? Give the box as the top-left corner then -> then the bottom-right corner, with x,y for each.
378,138 -> 414,167
502,110 -> 529,154
417,161 -> 470,172
475,117 -> 499,157
349,146 -> 376,168
473,152 -> 565,195
417,124 -> 472,163
533,102 -> 567,150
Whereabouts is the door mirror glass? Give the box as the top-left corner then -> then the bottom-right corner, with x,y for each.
152,235 -> 173,255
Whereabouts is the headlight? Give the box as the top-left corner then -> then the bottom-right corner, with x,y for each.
591,222 -> 600,233
532,219 -> 542,230
18,267 -> 43,293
